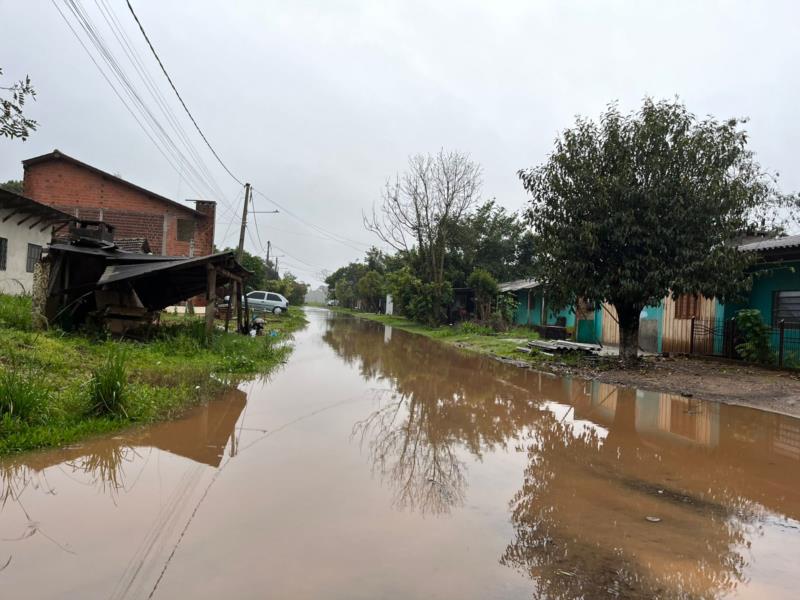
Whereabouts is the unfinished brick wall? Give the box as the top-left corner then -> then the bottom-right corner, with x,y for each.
23,156 -> 214,257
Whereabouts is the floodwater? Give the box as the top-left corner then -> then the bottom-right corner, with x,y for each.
2,309 -> 800,599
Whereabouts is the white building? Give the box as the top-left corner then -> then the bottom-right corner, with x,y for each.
0,188 -> 72,295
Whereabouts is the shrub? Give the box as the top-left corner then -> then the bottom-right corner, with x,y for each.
735,309 -> 775,365
0,368 -> 49,424
467,269 -> 498,321
458,321 -> 494,336
89,349 -> 128,417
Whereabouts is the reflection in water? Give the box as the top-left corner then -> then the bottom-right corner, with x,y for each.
324,315 -> 800,599
0,388 -> 246,570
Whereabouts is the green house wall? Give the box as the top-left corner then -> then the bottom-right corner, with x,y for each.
512,290 -> 576,328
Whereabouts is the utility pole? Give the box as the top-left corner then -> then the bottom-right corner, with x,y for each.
237,182 -> 251,261
275,256 -> 279,277
266,240 -> 271,265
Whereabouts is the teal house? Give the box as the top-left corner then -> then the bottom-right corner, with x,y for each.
500,235 -> 800,358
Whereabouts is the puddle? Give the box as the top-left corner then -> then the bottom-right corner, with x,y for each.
1,308 -> 799,598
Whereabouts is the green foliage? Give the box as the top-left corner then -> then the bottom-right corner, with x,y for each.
385,267 -> 422,316
0,179 -> 23,194
457,321 -> 494,336
735,309 -> 775,365
0,368 -> 50,424
519,98 -> 783,359
407,281 -> 453,326
89,349 -> 128,417
0,294 -> 32,330
356,270 -> 385,311
446,200 -> 536,286
497,292 -> 518,325
467,268 -> 498,321
1,67 -> 38,141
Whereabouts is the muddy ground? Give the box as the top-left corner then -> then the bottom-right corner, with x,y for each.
539,354 -> 800,418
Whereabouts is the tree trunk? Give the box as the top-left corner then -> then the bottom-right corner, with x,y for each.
616,304 -> 641,364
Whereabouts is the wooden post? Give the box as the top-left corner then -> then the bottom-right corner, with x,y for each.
205,264 -> 216,339
243,289 -> 250,332
224,282 -> 232,332
236,281 -> 243,333
689,316 -> 696,354
779,319 -> 785,368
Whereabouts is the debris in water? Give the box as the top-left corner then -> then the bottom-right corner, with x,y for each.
645,516 -> 662,523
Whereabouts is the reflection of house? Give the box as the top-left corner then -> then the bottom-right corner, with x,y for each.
22,149 -> 215,258
0,188 -> 73,295
9,388 -> 247,473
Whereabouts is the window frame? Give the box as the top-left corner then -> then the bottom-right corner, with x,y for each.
674,294 -> 699,320
26,243 -> 42,273
0,237 -> 7,271
247,291 -> 266,301
266,293 -> 281,302
176,218 -> 195,242
772,290 -> 800,328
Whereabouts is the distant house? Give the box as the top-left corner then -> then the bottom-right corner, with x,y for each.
22,149 -> 215,258
0,188 -> 72,295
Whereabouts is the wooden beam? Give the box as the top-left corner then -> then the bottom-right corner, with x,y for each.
2,209 -> 19,223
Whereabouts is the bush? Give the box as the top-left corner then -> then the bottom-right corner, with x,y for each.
467,269 -> 498,321
458,321 -> 494,336
0,294 -> 33,330
0,368 -> 49,424
89,349 -> 128,417
735,309 -> 775,365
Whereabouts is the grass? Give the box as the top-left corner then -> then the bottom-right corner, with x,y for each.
0,295 -> 308,455
332,307 -> 545,361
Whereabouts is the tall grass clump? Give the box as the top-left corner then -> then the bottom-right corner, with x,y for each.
0,294 -> 33,330
0,368 -> 49,424
89,349 -> 128,417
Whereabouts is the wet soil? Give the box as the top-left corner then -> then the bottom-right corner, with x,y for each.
1,309 -> 799,599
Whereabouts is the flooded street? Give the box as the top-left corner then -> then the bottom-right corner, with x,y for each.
2,308 -> 800,599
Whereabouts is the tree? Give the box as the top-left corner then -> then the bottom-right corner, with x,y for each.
333,278 -> 355,308
1,67 -> 37,141
365,149 -> 481,321
467,268 -> 497,321
357,270 -> 385,312
0,180 -> 23,194
519,98 -> 785,362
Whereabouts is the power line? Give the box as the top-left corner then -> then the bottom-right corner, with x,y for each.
125,0 -> 244,186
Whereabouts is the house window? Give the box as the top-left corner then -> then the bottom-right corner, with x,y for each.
177,219 -> 194,242
675,294 -> 698,319
772,291 -> 800,328
0,238 -> 7,271
26,243 -> 42,273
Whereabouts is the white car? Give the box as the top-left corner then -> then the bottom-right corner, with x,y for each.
246,290 -> 289,314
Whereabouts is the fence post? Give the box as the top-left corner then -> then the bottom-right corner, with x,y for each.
779,319 -> 785,368
689,316 -> 696,354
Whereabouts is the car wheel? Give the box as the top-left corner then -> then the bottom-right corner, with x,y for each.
273,307 -> 283,315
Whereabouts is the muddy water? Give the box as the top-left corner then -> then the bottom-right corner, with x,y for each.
2,309 -> 800,599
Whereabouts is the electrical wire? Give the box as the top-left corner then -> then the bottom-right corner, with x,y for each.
125,0 -> 244,186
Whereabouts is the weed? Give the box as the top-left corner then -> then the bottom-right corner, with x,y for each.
89,349 -> 128,417
0,368 -> 49,424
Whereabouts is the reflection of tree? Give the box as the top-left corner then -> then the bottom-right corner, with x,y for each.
324,316 -> 775,599
502,389 -> 758,600
326,316 -> 550,515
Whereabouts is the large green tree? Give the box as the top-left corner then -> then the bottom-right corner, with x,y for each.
519,98 -> 785,362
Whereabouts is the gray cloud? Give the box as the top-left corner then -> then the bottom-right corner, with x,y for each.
2,0 -> 798,285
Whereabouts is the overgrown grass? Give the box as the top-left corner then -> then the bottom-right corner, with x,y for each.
0,297 -> 307,455
0,294 -> 32,330
332,307 -> 542,360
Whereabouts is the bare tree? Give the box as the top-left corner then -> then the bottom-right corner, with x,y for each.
365,149 -> 482,285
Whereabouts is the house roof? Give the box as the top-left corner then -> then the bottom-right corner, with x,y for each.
498,278 -> 541,293
22,149 -> 206,218
738,235 -> 800,252
0,187 -> 75,231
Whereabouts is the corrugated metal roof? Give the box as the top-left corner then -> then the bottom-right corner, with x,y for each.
738,235 -> 800,252
498,279 -> 540,292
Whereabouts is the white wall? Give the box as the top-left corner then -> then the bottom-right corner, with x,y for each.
0,207 -> 53,295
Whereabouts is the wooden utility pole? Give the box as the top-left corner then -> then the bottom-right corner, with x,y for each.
266,240 -> 271,265
237,182 -> 251,261
205,263 -> 217,339
274,256 -> 279,277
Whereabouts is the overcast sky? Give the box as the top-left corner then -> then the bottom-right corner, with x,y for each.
2,0 -> 799,286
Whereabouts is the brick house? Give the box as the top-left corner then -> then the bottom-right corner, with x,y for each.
22,149 -> 215,257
